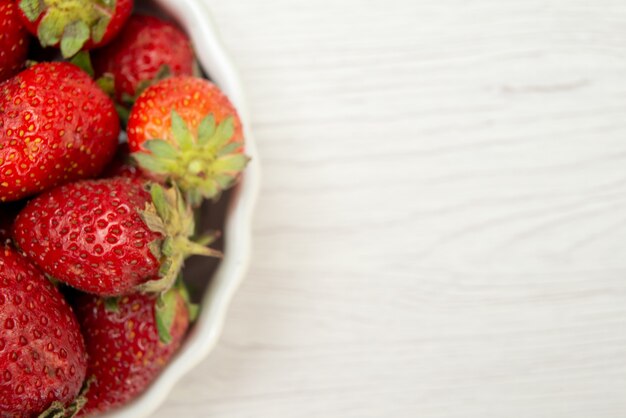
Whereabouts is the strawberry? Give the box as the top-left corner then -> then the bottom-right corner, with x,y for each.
75,286 -> 192,415
0,62 -> 119,202
93,14 -> 195,102
17,0 -> 133,58
0,0 -> 29,82
13,177 -> 220,296
128,76 -> 249,206
0,245 -> 87,416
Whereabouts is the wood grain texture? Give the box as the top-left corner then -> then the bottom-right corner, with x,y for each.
152,0 -> 626,417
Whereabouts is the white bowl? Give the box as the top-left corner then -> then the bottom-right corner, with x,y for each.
102,1 -> 260,417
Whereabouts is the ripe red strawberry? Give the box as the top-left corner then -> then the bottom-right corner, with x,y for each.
128,76 -> 249,206
93,14 -> 195,102
0,245 -> 87,416
75,287 -> 191,415
0,62 -> 119,202
0,0 -> 29,82
17,0 -> 133,57
14,177 -> 220,296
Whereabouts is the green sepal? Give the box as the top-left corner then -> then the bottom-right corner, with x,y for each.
150,183 -> 170,222
144,139 -> 178,160
133,113 -> 249,206
104,297 -> 119,313
214,173 -> 237,190
175,277 -> 199,322
157,258 -> 172,278
213,154 -> 249,173
60,20 -> 90,58
155,289 -> 178,344
193,230 -> 221,247
91,14 -> 110,44
37,9 -> 65,47
136,184 -> 222,295
96,74 -> 115,96
182,240 -> 222,258
139,203 -> 167,236
161,237 -> 174,257
197,114 -> 216,145
37,376 -> 93,417
186,189 -> 204,208
133,152 -> 171,174
188,304 -> 199,322
211,116 -> 235,148
171,111 -> 194,151
217,141 -> 242,157
24,0 -> 117,58
151,253 -> 184,294
148,239 -> 162,259
70,51 -> 94,77
19,0 -> 44,22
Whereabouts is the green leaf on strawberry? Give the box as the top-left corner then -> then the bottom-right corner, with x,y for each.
133,110 -> 249,207
18,0 -> 133,58
155,288 -> 179,344
138,183 -> 222,294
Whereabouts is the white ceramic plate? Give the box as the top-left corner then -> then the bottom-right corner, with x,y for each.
102,1 -> 260,416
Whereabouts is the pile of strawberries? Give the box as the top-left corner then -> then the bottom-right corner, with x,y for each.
0,0 -> 249,416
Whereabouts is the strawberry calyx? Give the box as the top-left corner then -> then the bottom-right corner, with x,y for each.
19,0 -> 117,57
103,278 -> 197,344
133,110 -> 250,207
138,183 -> 222,294
154,278 -> 197,344
37,377 -> 93,417
173,275 -> 200,322
155,287 -> 178,344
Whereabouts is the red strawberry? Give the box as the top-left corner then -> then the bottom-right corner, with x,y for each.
14,177 -> 220,296
93,15 -> 195,102
0,62 -> 119,202
0,0 -> 29,82
0,245 -> 87,416
75,286 -> 191,415
128,76 -> 249,206
17,0 -> 133,57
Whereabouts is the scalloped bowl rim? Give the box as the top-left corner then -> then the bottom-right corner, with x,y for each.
102,1 -> 260,417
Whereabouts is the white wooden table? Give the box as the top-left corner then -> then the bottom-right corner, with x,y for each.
154,0 -> 626,416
